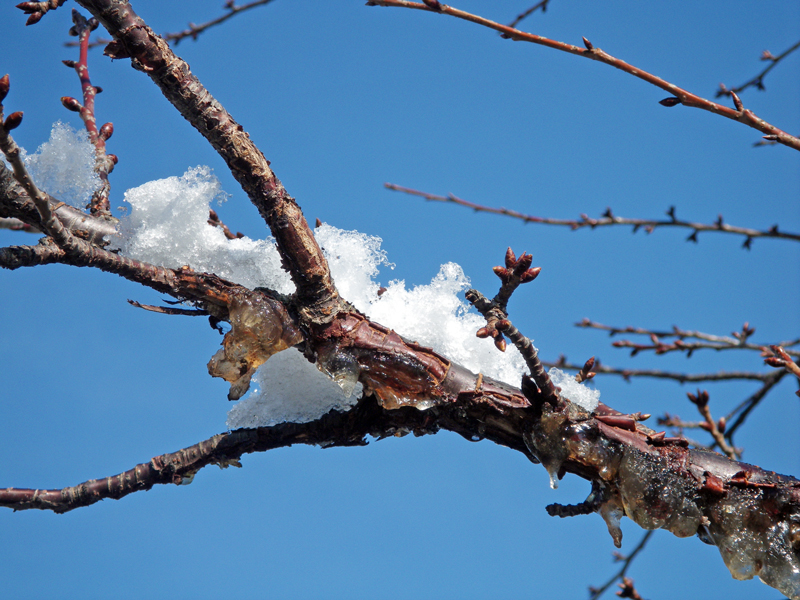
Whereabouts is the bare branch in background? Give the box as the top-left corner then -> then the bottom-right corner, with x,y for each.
717,38 -> 800,98
576,319 -> 800,359
545,355 -> 775,384
366,1 -> 800,150
763,345 -> 800,394
385,184 -> 800,248
162,0 -> 278,45
64,0 -> 278,48
506,0 -> 550,29
589,532 -> 653,600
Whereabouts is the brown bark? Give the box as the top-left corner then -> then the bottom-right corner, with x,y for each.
74,0 -> 341,325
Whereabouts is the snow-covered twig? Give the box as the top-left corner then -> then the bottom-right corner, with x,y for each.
0,77 -> 81,254
384,184 -> 800,247
74,0 -> 342,327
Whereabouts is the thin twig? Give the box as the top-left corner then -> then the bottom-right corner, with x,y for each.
16,0 -> 66,26
464,251 -> 560,406
208,208 -> 244,240
724,370 -> 786,440
544,357 -> 773,384
575,319 -> 799,359
62,9 -> 115,217
589,531 -> 654,600
0,217 -> 38,232
163,0 -> 278,45
717,38 -> 800,97
367,2 -> 800,150
507,0 -> 550,29
385,184 -> 800,247
686,390 -> 738,459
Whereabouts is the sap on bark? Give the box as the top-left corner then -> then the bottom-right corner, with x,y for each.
315,344 -> 361,397
208,291 -> 303,400
523,402 -> 617,490
322,314 -> 451,411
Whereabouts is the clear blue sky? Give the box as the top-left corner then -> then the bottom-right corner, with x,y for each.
1,2 -> 798,598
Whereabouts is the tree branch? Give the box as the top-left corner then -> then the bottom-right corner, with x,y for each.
589,531 -> 654,600
717,38 -> 800,98
162,0 -> 278,45
506,0 -> 550,29
384,184 -> 800,247
73,0 -> 342,325
366,2 -> 800,150
61,9 -> 116,218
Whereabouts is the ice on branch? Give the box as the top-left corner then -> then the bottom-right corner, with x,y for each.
112,167 -> 552,427
115,166 -> 293,293
23,121 -> 100,208
226,348 -> 364,428
231,229 -> 531,427
548,367 -> 599,412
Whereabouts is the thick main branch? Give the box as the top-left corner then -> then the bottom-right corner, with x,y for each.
74,0 -> 341,324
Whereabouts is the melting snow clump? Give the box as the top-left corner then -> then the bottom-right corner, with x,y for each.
23,121 -> 101,208
115,166 -> 293,293
112,168 -> 580,427
226,348 -> 363,428
548,367 -> 599,412
230,226 -> 530,427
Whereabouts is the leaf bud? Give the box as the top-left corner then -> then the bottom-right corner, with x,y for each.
99,122 -> 114,141
4,111 -> 23,130
0,74 -> 9,103
61,96 -> 82,112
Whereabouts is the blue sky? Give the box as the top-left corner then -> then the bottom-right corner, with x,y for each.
1,2 -> 798,598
